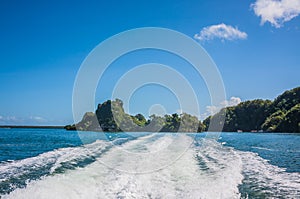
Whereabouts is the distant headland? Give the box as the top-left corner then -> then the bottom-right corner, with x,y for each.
65,87 -> 300,133
0,125 -> 64,129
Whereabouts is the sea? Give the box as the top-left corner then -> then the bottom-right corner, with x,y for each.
0,128 -> 299,198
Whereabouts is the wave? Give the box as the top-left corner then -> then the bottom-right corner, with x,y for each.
194,139 -> 243,198
0,134 -> 151,195
239,151 -> 300,198
0,140 -> 110,195
1,134 -> 300,199
251,146 -> 276,151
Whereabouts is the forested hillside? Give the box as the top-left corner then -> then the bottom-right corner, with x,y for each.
204,87 -> 300,132
65,87 -> 300,133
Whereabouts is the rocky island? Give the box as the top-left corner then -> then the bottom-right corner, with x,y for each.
66,87 -> 300,133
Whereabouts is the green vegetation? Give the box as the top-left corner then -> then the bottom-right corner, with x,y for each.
65,87 -> 300,133
66,99 -> 204,132
206,99 -> 272,132
204,87 -> 300,133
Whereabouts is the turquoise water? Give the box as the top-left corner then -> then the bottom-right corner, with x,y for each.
0,128 -> 299,198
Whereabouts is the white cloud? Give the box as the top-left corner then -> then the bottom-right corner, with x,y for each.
251,0 -> 300,28
0,116 -> 22,124
200,97 -> 242,120
220,97 -> 242,107
176,109 -> 183,114
194,23 -> 247,41
0,116 -> 48,125
29,116 -> 47,123
205,105 -> 220,116
6,116 -> 19,122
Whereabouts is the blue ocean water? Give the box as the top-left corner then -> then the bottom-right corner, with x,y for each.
0,128 -> 299,198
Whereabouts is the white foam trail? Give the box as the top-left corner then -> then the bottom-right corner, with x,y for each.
2,134 -> 300,199
0,140 -> 110,183
89,133 -> 191,173
239,151 -> 300,198
3,134 -> 244,199
0,134 -> 153,184
251,146 -> 276,151
194,139 -> 243,198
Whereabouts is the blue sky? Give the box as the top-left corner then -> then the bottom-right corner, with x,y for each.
0,0 -> 299,125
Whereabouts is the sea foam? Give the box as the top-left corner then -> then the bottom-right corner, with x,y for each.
2,134 -> 300,199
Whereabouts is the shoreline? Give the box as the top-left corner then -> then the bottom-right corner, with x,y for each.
0,125 -> 64,129
0,126 -> 299,134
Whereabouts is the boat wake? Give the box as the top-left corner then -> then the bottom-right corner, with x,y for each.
1,133 -> 299,198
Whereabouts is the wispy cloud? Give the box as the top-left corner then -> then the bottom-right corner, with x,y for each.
251,0 -> 300,28
201,97 -> 242,120
0,116 -> 22,124
220,96 -> 242,107
0,116 -> 48,125
29,116 -> 47,123
194,23 -> 247,41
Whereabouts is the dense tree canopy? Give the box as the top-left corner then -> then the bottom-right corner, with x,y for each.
204,87 -> 300,133
206,99 -> 272,132
65,87 -> 300,133
66,99 -> 205,132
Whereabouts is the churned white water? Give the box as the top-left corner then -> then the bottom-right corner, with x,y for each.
2,133 -> 300,199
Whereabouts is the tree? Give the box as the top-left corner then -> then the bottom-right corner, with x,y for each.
276,104 -> 300,132
65,86 -> 300,133
261,110 -> 285,132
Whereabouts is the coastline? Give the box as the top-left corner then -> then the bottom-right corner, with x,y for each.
0,125 -> 65,129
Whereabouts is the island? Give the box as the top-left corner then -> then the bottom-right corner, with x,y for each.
65,87 -> 300,133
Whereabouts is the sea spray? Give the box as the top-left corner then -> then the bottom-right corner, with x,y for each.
2,133 -> 300,199
4,134 -> 243,199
